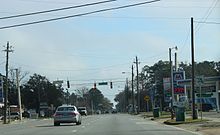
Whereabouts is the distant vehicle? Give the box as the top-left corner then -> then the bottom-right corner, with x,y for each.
196,98 -> 216,112
104,110 -> 109,114
111,109 -> 117,114
0,115 -> 3,120
96,110 -> 101,114
22,111 -> 30,118
53,105 -> 81,126
77,107 -> 87,116
10,112 -> 20,120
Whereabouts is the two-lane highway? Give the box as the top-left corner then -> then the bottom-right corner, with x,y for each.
0,114 -> 200,135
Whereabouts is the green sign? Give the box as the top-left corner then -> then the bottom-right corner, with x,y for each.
98,82 -> 108,85
196,93 -> 213,97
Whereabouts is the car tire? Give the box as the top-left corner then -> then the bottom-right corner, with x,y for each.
54,122 -> 60,126
76,120 -> 81,125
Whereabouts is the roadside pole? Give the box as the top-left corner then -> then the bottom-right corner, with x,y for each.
199,84 -> 202,120
131,65 -> 135,113
15,69 -> 22,121
3,42 -> 13,124
191,17 -> 197,120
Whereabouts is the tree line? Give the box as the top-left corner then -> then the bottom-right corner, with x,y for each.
2,73 -> 112,114
114,60 -> 220,112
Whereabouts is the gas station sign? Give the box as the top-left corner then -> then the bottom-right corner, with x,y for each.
173,71 -> 185,94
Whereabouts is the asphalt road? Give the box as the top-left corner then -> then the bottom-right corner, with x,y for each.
0,114 -> 200,135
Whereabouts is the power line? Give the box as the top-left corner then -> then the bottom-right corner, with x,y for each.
0,0 -> 116,20
0,0 -> 160,30
194,21 -> 220,25
195,0 -> 219,33
11,61 -> 130,72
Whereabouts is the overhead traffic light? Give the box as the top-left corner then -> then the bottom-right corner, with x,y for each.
67,80 -> 70,88
110,81 -> 113,89
94,83 -> 96,89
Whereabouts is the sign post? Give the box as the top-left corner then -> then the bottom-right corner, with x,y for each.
196,76 -> 204,120
144,96 -> 150,112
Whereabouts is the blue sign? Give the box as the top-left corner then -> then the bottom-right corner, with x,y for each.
173,71 -> 185,95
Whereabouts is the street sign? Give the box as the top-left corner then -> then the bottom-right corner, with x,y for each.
0,76 -> 3,103
98,82 -> 108,85
196,76 -> 204,86
144,96 -> 150,102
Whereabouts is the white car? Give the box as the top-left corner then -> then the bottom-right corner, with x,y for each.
53,105 -> 82,126
77,107 -> 87,116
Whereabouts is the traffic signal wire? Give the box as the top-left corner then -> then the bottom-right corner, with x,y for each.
0,0 -> 160,30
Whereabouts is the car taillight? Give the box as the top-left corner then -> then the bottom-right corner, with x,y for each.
54,113 -> 61,117
69,112 -> 76,116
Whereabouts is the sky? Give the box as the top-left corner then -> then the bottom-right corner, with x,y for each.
0,0 -> 220,105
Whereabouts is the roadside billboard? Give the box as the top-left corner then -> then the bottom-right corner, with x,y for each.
163,78 -> 171,103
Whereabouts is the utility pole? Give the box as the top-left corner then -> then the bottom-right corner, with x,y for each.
125,78 -> 129,112
169,48 -> 174,119
134,56 -> 140,114
131,65 -> 135,113
15,69 -> 22,121
3,41 -> 13,124
191,17 -> 197,119
174,52 -> 178,71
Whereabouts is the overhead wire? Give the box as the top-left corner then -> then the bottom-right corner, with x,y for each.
194,21 -> 220,25
0,0 -> 160,30
195,0 -> 219,33
179,0 -> 219,57
0,0 -> 116,20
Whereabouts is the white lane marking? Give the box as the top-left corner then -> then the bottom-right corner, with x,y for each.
72,130 -> 77,133
136,122 -> 157,125
81,126 -> 85,128
130,118 -> 140,121
164,125 -> 202,135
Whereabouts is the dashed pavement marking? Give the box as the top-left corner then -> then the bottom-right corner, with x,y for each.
72,130 -> 77,133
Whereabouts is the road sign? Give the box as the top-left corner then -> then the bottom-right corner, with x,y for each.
196,76 -> 204,86
144,96 -> 150,102
98,82 -> 108,85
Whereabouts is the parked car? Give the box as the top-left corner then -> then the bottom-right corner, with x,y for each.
199,103 -> 214,112
22,111 -> 30,118
96,110 -> 101,114
53,105 -> 81,126
0,115 -> 3,120
111,109 -> 117,114
10,112 -> 20,120
77,107 -> 87,116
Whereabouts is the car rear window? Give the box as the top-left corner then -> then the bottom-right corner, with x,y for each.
57,107 -> 75,111
78,108 -> 86,111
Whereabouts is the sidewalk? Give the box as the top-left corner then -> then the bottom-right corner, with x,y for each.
139,111 -> 220,135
